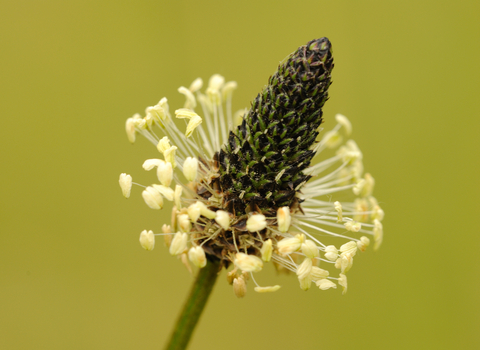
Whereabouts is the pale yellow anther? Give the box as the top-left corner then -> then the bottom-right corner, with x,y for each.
215,210 -> 230,230
353,198 -> 369,222
296,258 -> 313,280
373,219 -> 383,251
185,115 -> 202,138
345,220 -> 362,232
335,113 -> 352,136
162,224 -> 173,247
322,130 -> 343,148
324,245 -> 339,261
125,117 -> 136,143
246,214 -> 267,232
277,235 -> 304,256
174,185 -> 182,209
133,116 -> 147,129
163,146 -> 177,168
139,230 -> 155,251
188,246 -> 207,268
146,98 -> 169,123
347,140 -> 362,158
119,173 -> 132,198
233,276 -> 247,298
299,275 -> 312,291
277,207 -> 291,233
207,87 -> 221,105
334,201 -> 343,223
189,78 -> 203,93
142,186 -> 163,209
144,113 -> 153,127
142,159 -> 162,171
357,236 -> 370,252
187,203 -> 201,223
175,109 -> 203,137
208,74 -> 225,90
335,253 -> 353,273
254,285 -> 281,293
338,274 -> 348,294
260,239 -> 273,262
337,140 -> 363,164
157,136 -> 171,154
226,269 -> 237,285
351,159 -> 364,182
183,157 -> 198,182
178,86 -> 197,109
301,240 -> 319,258
175,108 -> 199,119
340,241 -> 358,257
169,232 -> 188,256
177,213 -> 192,233
234,253 -> 263,273
310,266 -> 329,280
362,173 -> 375,197
372,204 -> 385,222
353,179 -> 365,196
315,279 -> 337,290
222,81 -> 238,99
157,160 -> 173,187
152,184 -> 174,201
195,201 -> 216,219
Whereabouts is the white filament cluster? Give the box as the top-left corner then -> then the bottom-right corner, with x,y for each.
119,75 -> 384,297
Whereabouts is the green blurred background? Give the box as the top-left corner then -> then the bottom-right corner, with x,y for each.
1,1 -> 479,349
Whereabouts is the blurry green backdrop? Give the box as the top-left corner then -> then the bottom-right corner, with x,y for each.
1,1 -> 479,349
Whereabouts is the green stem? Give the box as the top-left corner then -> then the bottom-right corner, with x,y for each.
164,259 -> 221,350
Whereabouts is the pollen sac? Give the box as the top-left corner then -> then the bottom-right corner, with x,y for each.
183,157 -> 198,182
142,186 -> 163,209
233,276 -> 247,298
260,239 -> 273,262
139,230 -> 155,251
254,285 -> 281,293
315,279 -> 337,290
215,210 -> 231,230
277,207 -> 291,233
234,253 -> 263,273
119,173 -> 132,198
246,214 -> 267,232
188,246 -> 207,268
169,232 -> 188,256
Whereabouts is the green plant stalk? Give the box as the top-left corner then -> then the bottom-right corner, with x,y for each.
164,259 -> 221,350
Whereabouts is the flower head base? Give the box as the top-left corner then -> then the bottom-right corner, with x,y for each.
119,38 -> 384,296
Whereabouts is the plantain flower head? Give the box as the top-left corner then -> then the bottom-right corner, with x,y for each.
119,38 -> 384,296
